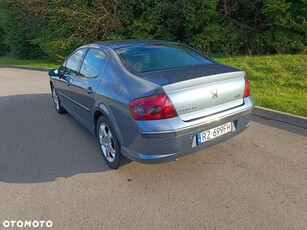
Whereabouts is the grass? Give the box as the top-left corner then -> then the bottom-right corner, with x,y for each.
0,56 -> 58,69
1,54 -> 306,117
216,55 -> 307,117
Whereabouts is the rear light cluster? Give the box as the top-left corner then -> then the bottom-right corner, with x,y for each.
129,93 -> 178,120
244,76 -> 251,98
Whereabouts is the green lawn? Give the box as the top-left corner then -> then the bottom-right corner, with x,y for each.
216,55 -> 307,117
1,54 -> 306,117
0,56 -> 58,69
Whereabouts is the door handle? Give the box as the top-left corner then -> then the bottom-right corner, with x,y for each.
87,87 -> 94,94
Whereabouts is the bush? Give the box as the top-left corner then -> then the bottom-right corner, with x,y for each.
0,25 -> 9,56
0,0 -> 305,61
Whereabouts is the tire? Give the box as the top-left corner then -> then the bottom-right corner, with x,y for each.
51,86 -> 66,114
97,116 -> 123,169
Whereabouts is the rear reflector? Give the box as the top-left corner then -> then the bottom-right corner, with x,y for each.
129,93 -> 178,120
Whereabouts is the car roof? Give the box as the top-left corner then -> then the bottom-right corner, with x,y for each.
93,39 -> 178,49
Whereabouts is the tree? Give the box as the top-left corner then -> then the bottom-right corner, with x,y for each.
0,0 -> 305,60
0,25 -> 10,56
0,0 -> 45,59
26,0 -> 126,61
262,0 -> 306,54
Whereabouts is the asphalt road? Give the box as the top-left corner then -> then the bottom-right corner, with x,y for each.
0,68 -> 306,230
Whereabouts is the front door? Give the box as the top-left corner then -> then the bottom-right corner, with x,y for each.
56,48 -> 87,112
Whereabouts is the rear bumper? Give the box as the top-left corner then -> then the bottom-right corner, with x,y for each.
121,96 -> 254,163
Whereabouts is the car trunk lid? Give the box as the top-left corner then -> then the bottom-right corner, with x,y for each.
138,63 -> 245,121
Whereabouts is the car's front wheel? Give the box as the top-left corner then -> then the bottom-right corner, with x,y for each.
52,86 -> 66,114
97,116 -> 123,169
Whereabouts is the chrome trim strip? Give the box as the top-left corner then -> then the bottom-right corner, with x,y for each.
57,91 -> 90,112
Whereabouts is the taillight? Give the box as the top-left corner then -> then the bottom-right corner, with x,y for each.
129,93 -> 178,120
244,76 -> 251,98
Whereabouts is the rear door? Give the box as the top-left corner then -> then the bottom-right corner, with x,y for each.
70,48 -> 108,126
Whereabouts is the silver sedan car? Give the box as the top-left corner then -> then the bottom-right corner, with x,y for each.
49,40 -> 254,169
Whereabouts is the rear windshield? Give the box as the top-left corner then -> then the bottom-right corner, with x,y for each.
115,44 -> 213,73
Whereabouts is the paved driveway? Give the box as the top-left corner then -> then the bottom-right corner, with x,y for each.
0,68 -> 306,229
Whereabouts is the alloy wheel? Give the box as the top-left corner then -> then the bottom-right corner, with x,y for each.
98,123 -> 116,163
52,88 -> 60,111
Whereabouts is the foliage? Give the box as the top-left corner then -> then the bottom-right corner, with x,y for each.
32,0 -> 125,61
0,25 -> 9,56
0,0 -> 306,61
262,0 -> 306,54
0,0 -> 43,59
0,0 -> 125,61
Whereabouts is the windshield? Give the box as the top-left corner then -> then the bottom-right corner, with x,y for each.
115,44 -> 213,73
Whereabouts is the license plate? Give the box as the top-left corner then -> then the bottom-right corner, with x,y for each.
197,122 -> 233,144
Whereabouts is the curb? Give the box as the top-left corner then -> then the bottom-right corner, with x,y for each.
253,106 -> 307,129
0,65 -> 49,72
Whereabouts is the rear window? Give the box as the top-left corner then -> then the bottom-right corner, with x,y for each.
115,44 -> 213,73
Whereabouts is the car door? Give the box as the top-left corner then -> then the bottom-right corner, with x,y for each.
70,48 -> 108,126
56,48 -> 87,112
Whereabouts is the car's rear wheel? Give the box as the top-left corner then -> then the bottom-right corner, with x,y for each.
97,116 -> 123,169
52,86 -> 66,114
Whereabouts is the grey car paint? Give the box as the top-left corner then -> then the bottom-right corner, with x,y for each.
50,40 -> 254,164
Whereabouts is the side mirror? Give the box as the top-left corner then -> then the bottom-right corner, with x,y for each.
48,69 -> 59,77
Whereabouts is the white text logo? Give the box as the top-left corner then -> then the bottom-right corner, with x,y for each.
2,220 -> 53,228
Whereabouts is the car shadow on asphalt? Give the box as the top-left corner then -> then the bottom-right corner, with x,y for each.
0,94 -> 130,183
252,115 -> 307,137
1,93 -> 305,184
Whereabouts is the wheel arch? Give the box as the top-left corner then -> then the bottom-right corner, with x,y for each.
93,106 -> 124,145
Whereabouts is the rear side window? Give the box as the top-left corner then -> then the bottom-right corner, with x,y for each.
80,49 -> 107,78
115,44 -> 213,73
64,48 -> 87,75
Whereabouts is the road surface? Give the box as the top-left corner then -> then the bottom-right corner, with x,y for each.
0,68 -> 306,229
